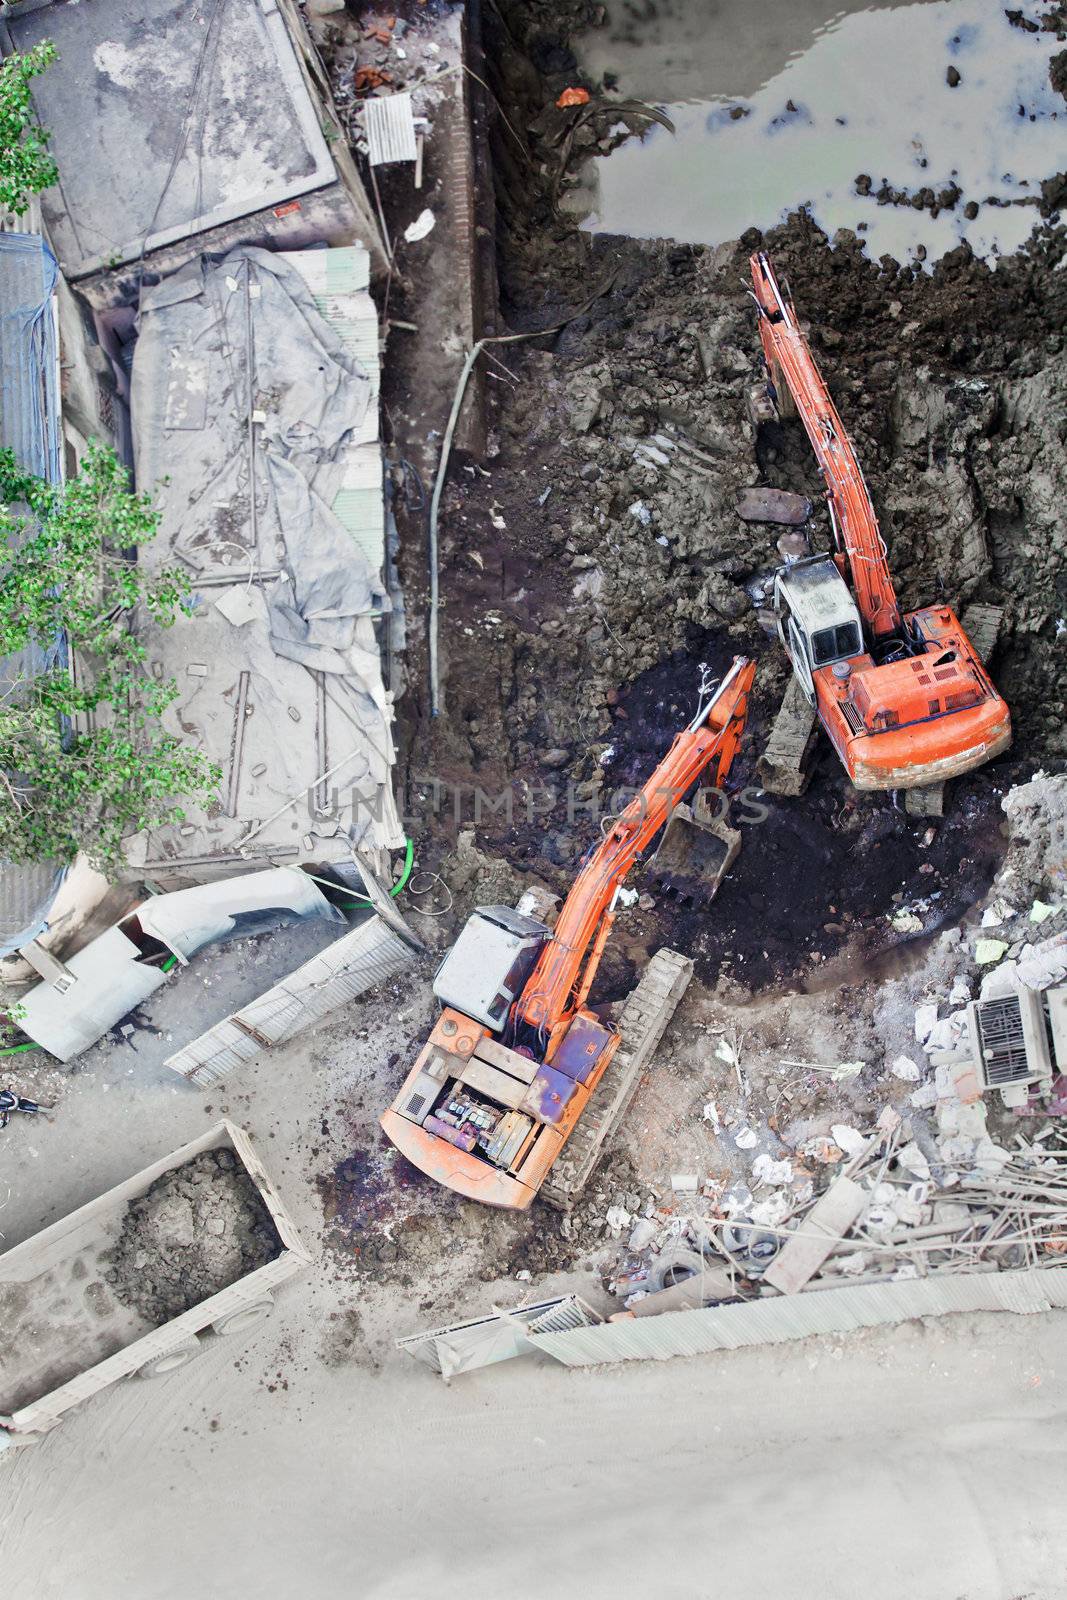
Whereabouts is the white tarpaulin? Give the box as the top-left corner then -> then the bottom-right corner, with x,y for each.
127,246 -> 402,878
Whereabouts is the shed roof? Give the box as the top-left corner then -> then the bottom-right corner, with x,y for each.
8,0 -> 337,280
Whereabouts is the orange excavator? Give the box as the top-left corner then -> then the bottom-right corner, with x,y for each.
749,252 -> 1011,791
381,656 -> 756,1209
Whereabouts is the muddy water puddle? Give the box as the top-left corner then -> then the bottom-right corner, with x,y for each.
573,0 -> 1065,263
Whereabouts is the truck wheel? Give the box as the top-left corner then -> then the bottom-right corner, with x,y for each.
211,1298 -> 274,1337
647,1248 -> 706,1293
135,1336 -> 202,1378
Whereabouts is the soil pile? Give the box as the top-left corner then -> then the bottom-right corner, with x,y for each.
105,1150 -> 281,1325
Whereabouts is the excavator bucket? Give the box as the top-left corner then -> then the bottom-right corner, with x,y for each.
647,789 -> 742,904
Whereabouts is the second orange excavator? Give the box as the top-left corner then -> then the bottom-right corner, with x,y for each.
749,251 -> 1011,791
381,657 -> 755,1209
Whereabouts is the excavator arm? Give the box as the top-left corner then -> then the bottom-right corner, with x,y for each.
750,252 -> 902,641
511,656 -> 756,1059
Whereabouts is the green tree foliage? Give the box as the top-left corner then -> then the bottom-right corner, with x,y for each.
0,42 -> 58,216
0,442 -> 221,871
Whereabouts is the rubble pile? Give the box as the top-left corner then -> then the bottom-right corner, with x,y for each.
604,1107 -> 1067,1312
105,1150 -> 282,1325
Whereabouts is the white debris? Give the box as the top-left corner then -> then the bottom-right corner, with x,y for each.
923,1012 -> 968,1054
749,1192 -> 793,1228
628,1218 -> 657,1251
891,909 -> 924,934
838,1250 -> 869,1276
701,1100 -> 721,1129
722,1183 -> 754,1215
616,887 -> 639,908
733,1127 -> 759,1150
898,1142 -> 932,1181
975,937 -> 1009,966
909,1082 -> 938,1110
830,1123 -> 867,1157
914,1003 -> 939,1045
949,976 -> 972,1006
981,898 -> 1014,928
714,1038 -> 738,1067
751,1153 -> 794,1187
1031,899 -> 1057,924
605,1205 -> 632,1233
403,207 -> 435,242
890,1054 -> 922,1082
670,1173 -> 699,1193
628,500 -> 652,526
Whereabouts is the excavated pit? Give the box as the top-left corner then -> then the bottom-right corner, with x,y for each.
382,0 -> 1064,1011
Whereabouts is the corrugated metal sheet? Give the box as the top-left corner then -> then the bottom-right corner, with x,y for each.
165,915 -> 417,1086
0,232 -> 61,484
0,233 -> 64,955
136,866 -> 341,963
396,1296 -> 603,1377
527,1269 -> 1067,1368
363,93 -> 418,166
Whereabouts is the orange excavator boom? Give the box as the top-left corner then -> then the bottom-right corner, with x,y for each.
750,251 -> 901,639
512,655 -> 756,1058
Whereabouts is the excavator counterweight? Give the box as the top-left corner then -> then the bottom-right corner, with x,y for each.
749,252 -> 1011,792
381,658 -> 756,1209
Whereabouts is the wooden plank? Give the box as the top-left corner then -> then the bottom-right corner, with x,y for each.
762,1176 -> 867,1295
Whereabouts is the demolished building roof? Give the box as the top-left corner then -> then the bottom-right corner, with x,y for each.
124,244 -> 401,881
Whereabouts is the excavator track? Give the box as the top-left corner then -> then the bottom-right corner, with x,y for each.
539,949 -> 694,1211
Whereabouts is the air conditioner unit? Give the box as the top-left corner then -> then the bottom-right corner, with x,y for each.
966,990 -> 1053,1093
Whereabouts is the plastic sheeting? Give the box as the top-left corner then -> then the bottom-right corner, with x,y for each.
127,246 -> 402,872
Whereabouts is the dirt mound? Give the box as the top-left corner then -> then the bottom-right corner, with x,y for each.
105,1149 -> 281,1325
999,771 -> 1067,901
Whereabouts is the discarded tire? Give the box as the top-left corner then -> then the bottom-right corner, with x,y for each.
211,1299 -> 274,1337
135,1335 -> 202,1378
647,1248 -> 706,1293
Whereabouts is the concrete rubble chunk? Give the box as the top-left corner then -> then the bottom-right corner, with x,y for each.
735,487 -> 813,524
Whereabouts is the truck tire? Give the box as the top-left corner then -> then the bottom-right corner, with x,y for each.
647,1248 -> 706,1293
135,1335 -> 202,1378
211,1298 -> 274,1337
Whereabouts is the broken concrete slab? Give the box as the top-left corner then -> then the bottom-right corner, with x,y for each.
762,1176 -> 868,1294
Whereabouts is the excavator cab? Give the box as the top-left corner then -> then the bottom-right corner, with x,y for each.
432,906 -> 551,1031
773,555 -> 864,707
